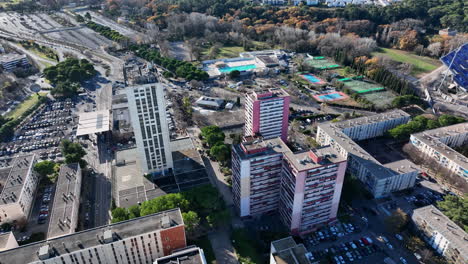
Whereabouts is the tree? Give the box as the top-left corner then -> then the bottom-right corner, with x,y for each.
128,205 -> 141,219
200,126 -> 225,147
210,143 -> 230,164
206,209 -> 230,228
405,236 -> 425,252
385,208 -> 409,233
34,160 -> 56,177
84,12 -> 92,20
228,70 -> 240,79
61,140 -> 86,166
182,211 -> 200,233
111,207 -> 129,223
437,194 -> 468,232
75,14 -> 84,23
139,193 -> 190,216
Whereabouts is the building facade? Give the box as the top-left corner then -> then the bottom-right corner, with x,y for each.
410,122 -> 468,180
412,205 -> 468,264
0,232 -> 18,252
316,110 -> 419,198
232,137 -> 347,234
0,154 -> 38,224
0,209 -> 187,264
0,54 -> 28,71
244,88 -> 290,142
126,83 -> 173,175
47,163 -> 82,239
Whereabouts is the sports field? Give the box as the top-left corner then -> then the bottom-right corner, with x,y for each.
305,57 -> 340,70
363,91 -> 396,109
343,79 -> 384,94
372,48 -> 441,77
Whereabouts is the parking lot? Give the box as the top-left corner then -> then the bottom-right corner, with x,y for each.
0,99 -> 78,160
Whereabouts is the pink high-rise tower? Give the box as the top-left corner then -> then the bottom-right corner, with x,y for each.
244,88 -> 290,143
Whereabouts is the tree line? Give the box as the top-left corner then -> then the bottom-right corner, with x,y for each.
388,114 -> 465,140
111,185 -> 230,235
86,21 -> 130,44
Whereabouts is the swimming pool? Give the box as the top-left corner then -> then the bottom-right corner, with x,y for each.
301,74 -> 325,84
219,64 -> 257,73
313,92 -> 348,102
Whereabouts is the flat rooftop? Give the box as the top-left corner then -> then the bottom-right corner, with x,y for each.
0,209 -> 184,264
271,237 -> 310,264
0,53 -> 26,62
412,205 -> 468,261
238,137 -> 346,171
249,87 -> 289,101
0,232 -> 15,252
76,110 -> 111,136
155,246 -> 205,264
47,163 -> 81,239
333,109 -> 409,129
411,122 -> 468,170
318,111 -> 418,180
194,96 -> 224,108
0,154 -> 35,206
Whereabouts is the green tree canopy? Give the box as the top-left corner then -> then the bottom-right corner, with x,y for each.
34,160 -> 56,177
210,143 -> 230,164
61,140 -> 86,166
182,211 -> 200,233
111,207 -> 129,223
140,193 -> 190,216
385,208 -> 409,233
437,194 -> 468,232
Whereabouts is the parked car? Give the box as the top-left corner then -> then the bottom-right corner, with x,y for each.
395,234 -> 404,241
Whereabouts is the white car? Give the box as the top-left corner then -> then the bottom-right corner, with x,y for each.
400,257 -> 408,264
387,243 -> 394,250
395,234 -> 404,241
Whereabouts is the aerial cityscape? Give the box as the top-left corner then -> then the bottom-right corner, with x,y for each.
0,0 -> 466,264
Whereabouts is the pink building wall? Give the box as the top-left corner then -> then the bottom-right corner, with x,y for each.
281,96 -> 290,142
252,100 -> 260,134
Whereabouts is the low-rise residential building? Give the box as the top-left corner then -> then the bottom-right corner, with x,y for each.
0,232 -> 18,252
316,110 -> 419,198
270,237 -> 311,264
0,208 -> 187,264
412,205 -> 468,264
47,163 -> 82,239
0,53 -> 28,71
154,246 -> 207,264
194,96 -> 225,110
244,88 -> 290,142
0,154 -> 38,224
232,137 -> 347,234
410,122 -> 468,180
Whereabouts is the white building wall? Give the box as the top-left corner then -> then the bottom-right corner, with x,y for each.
239,159 -> 251,217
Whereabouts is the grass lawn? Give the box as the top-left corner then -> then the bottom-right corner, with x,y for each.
6,93 -> 44,119
231,228 -> 264,264
218,46 -> 245,58
188,236 -> 216,264
372,48 -> 441,77
0,0 -> 22,7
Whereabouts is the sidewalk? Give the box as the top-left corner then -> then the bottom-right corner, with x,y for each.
208,229 -> 239,264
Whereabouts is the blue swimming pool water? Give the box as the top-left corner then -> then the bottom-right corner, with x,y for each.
318,93 -> 344,100
302,74 -> 322,83
219,64 -> 257,73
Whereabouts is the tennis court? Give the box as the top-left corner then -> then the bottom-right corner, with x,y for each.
300,74 -> 326,85
363,91 -> 396,109
305,57 -> 340,70
313,91 -> 348,102
342,79 -> 384,94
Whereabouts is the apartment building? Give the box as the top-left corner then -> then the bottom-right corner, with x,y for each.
0,208 -> 187,264
47,163 -> 82,239
126,83 -> 173,175
0,53 -> 28,71
412,205 -> 468,264
0,154 -> 38,224
410,122 -> 468,180
270,237 -> 311,264
244,88 -> 290,142
316,110 -> 419,198
154,246 -> 207,264
232,137 -> 347,234
0,232 -> 18,252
